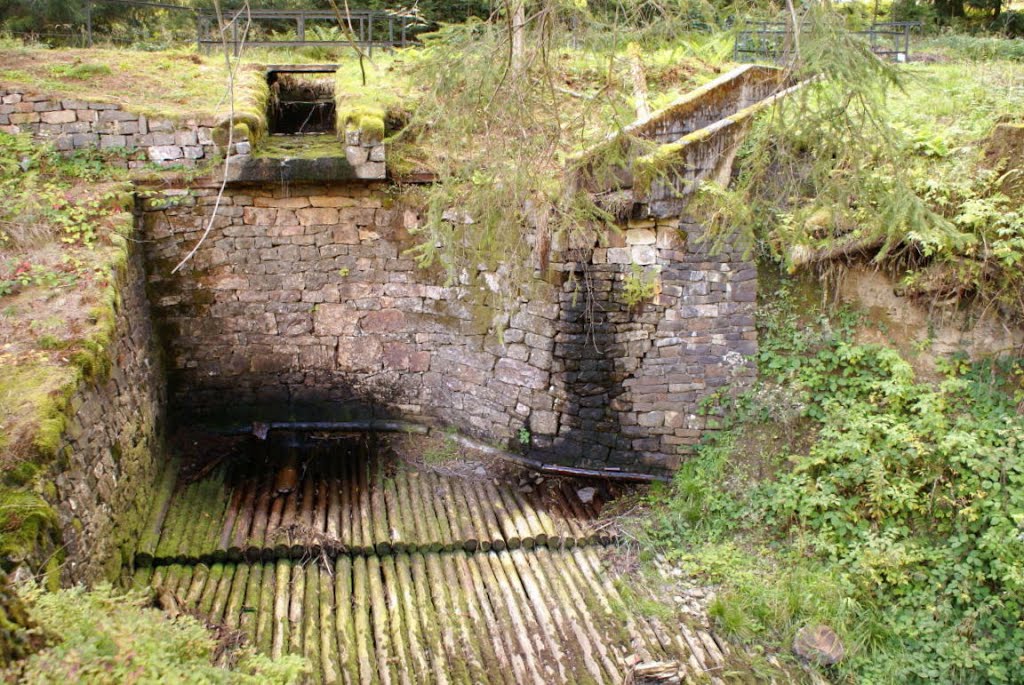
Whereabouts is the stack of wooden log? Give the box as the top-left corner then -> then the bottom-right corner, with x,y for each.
136,448 -> 617,566
133,546 -> 734,685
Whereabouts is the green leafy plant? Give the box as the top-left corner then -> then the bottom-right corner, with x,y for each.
640,279 -> 1024,683
621,263 -> 660,308
11,583 -> 308,683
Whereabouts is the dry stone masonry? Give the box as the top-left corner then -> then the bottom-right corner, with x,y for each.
140,181 -> 756,477
49,245 -> 166,583
0,87 -> 220,166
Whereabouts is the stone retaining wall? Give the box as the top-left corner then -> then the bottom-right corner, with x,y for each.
50,244 -> 166,583
0,87 -> 221,167
141,182 -> 755,476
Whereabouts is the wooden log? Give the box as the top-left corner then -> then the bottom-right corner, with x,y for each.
393,553 -> 433,684
380,557 -> 413,685
320,565 -> 342,685
463,554 -> 524,685
314,476 -> 328,535
528,488 -> 561,548
152,480 -> 188,562
356,456 -> 375,556
162,563 -> 184,597
239,561 -> 264,643
296,476 -> 318,558
437,553 -> 488,685
205,563 -> 231,623
422,473 -> 455,552
255,562 -> 275,657
438,478 -> 475,552
367,556 -> 396,685
398,471 -> 427,553
184,563 -> 210,610
535,548 -> 622,683
131,566 -> 153,590
170,485 -> 204,562
326,460 -> 341,550
424,554 -> 472,685
476,553 -> 543,683
150,566 -> 167,591
409,553 -> 449,685
370,472 -> 392,556
340,455 -> 355,553
272,559 -> 291,659
509,486 -> 547,547
412,472 -> 443,552
171,564 -> 193,599
304,563 -> 323,685
135,457 -> 180,566
245,476 -> 274,561
550,485 -> 587,546
572,548 -> 659,660
335,556 -> 359,684
382,475 -> 406,553
452,553 -> 511,685
495,551 -> 564,681
288,561 -> 305,656
263,490 -> 287,561
497,486 -> 535,549
511,548 -> 600,685
456,480 -> 492,552
276,487 -> 300,559
215,485 -> 245,562
352,556 -> 379,685
225,562 -> 251,631
199,471 -> 231,562
483,481 -> 520,549
228,478 -> 259,561
472,481 -> 509,551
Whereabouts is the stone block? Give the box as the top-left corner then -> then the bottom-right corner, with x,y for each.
9,112 -> 39,124
297,207 -> 339,226
361,309 -> 406,332
98,109 -> 136,123
100,134 -> 127,149
607,247 -> 630,264
147,145 -> 183,161
355,162 -> 386,180
71,132 -> 99,147
494,358 -> 548,390
40,109 -> 76,124
626,228 -> 656,245
631,245 -> 657,265
338,336 -> 382,370
529,410 -> 558,435
314,303 -> 359,336
254,196 -> 310,209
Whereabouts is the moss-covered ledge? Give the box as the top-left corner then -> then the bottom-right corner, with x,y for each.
0,208 -> 166,586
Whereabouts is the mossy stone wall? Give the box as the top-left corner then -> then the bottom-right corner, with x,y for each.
140,182 -> 756,476
47,243 -> 166,584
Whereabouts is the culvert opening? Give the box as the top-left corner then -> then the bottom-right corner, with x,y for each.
267,71 -> 336,135
127,428 -> 733,684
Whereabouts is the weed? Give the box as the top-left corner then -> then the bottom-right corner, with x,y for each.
640,279 -> 1024,683
49,63 -> 112,80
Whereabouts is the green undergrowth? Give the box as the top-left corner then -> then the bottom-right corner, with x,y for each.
694,25 -> 1024,322
0,132 -> 134,572
7,583 -> 307,683
638,276 -> 1024,684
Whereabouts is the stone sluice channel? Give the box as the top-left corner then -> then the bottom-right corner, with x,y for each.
128,436 -> 732,683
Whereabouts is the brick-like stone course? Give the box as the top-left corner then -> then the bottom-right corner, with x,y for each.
0,87 -> 219,167
141,182 -> 756,477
